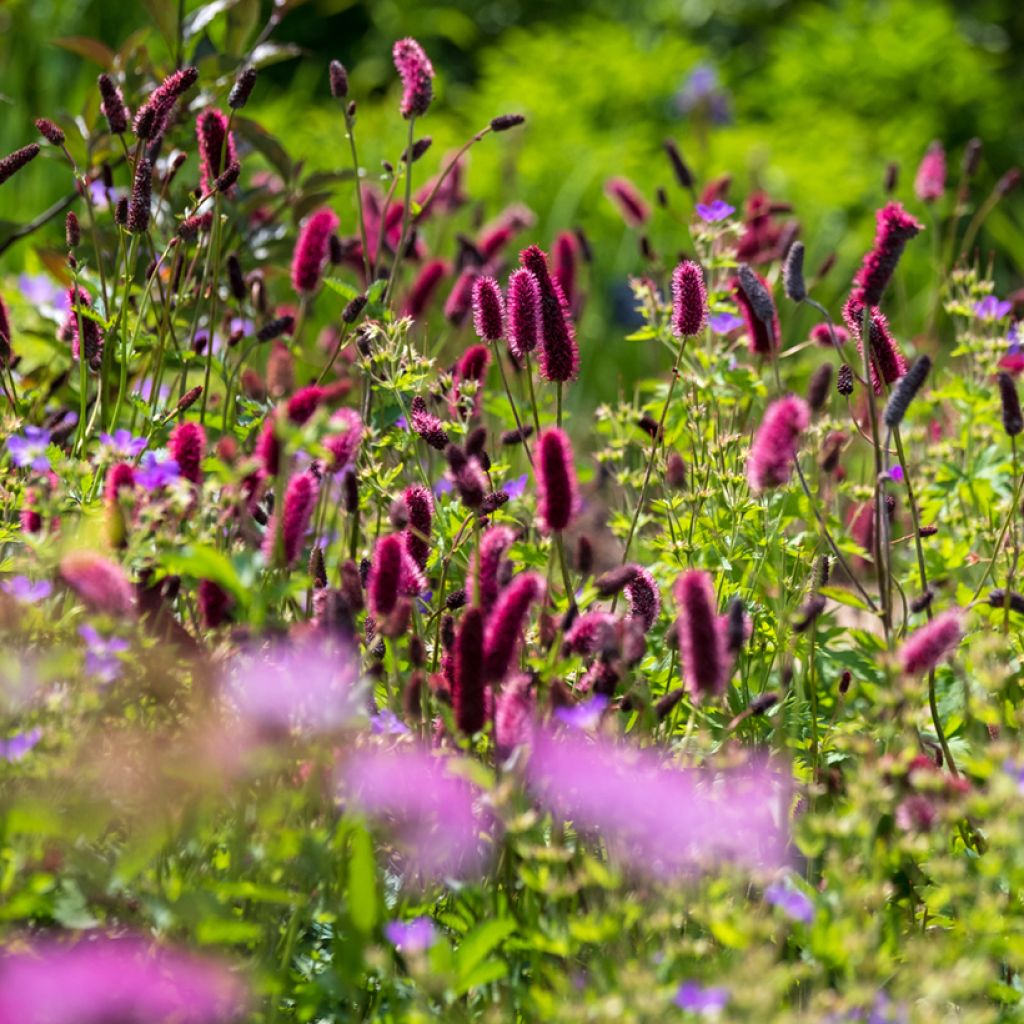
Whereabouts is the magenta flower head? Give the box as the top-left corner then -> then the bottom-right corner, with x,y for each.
843,297 -> 908,394
444,268 -> 479,326
850,202 -> 923,307
472,276 -> 505,342
624,566 -> 661,632
368,534 -> 404,618
198,578 -> 233,629
900,610 -> 962,675
393,37 -> 435,119
292,208 -> 339,295
0,292 -> 13,366
747,395 -> 810,492
473,524 -> 517,613
409,395 -> 449,451
264,470 -> 319,567
671,260 -> 709,337
0,935 -> 247,1023
60,551 -> 135,616
98,73 -> 130,134
495,674 -> 535,756
133,65 -> 198,140
731,270 -> 779,355
454,607 -> 487,734
563,611 -> 618,655
552,230 -> 579,312
520,245 -> 579,382
535,427 -> 579,533
674,570 -> 729,700
286,384 -> 327,425
604,176 -> 650,227
404,259 -> 447,319
484,571 -> 545,682
66,285 -> 105,370
914,140 -> 946,203
0,143 -> 40,186
402,484 -> 434,569
196,108 -> 237,195
126,155 -> 152,234
104,461 -> 137,504
506,268 -> 541,360
324,407 -> 363,470
169,420 -> 206,485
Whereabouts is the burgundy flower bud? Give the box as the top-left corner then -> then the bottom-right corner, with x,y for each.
506,268 -> 541,360
472,276 -> 505,342
342,468 -> 359,515
810,323 -> 849,348
65,211 -> 80,249
843,297 -> 908,394
309,544 -> 328,588
899,610 -> 962,675
198,579 -> 233,628
343,294 -> 367,324
114,196 -> 129,226
446,588 -> 467,610
329,60 -> 349,100
453,607 -> 486,734
197,108 -> 237,195
793,594 -> 827,633
884,162 -> 899,194
552,231 -> 579,313
595,564 -> 638,598
666,450 -> 686,489
747,395 -> 810,492
670,260 -> 708,337
501,425 -> 534,446
444,269 -> 478,326
286,384 -> 327,426
392,37 -> 435,119
807,363 -> 833,412
473,525 -> 516,614
731,269 -> 779,355
997,168 -> 1021,198
213,161 -> 240,193
403,137 -> 433,163
850,202 -> 923,307
227,253 -> 245,301
998,371 -> 1023,437
402,484 -> 433,569
962,138 -> 983,178
291,208 -> 338,295
265,470 -> 319,568
0,293 -> 12,367
484,572 -> 544,682
490,113 -> 525,132
133,66 -> 198,141
604,176 -> 649,227
98,73 -> 129,134
66,285 -> 104,370
169,420 -> 205,485
104,462 -> 136,505
126,156 -> 152,234
228,67 -> 257,110
519,246 -> 579,382
624,566 -> 660,631
257,315 -> 294,343
368,534 -> 404,618
0,144 -> 41,186
35,118 -> 64,146
535,427 -> 579,533
837,363 -> 854,396
883,354 -> 931,428
662,138 -> 694,190
782,241 -> 807,303
675,570 -> 729,701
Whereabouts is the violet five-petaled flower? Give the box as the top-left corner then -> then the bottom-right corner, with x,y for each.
764,880 -> 815,923
708,312 -> 743,334
974,296 -> 1013,321
100,428 -> 148,458
2,576 -> 52,603
136,450 -> 181,490
79,623 -> 130,683
384,917 -> 436,953
0,727 -> 42,762
696,200 -> 735,223
554,695 -> 609,730
674,980 -> 730,1015
6,426 -> 52,471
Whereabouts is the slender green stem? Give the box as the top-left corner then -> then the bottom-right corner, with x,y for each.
491,339 -> 533,466
523,350 -> 542,436
382,117 -> 417,309
107,234 -> 141,431
343,110 -> 371,282
200,197 -> 224,424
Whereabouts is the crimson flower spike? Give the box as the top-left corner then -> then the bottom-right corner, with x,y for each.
519,246 -> 579,382
674,570 -> 730,701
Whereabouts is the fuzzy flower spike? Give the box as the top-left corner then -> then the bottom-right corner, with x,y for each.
671,260 -> 708,337
747,395 -> 810,492
520,245 -> 579,382
535,428 -> 579,533
393,38 -> 435,119
675,570 -> 730,701
292,208 -> 340,295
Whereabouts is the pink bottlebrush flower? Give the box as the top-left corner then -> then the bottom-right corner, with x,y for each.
132,65 -> 198,140
535,427 -> 579,533
624,566 -> 661,632
444,268 -> 479,326
495,674 -> 535,756
850,202 -> 923,308
66,285 -> 105,370
675,570 -> 729,700
473,525 -> 517,614
520,245 -> 579,382
0,935 -> 247,1024
98,73 -> 130,134
196,108 -> 237,194
126,155 -> 152,234
0,291 -> 12,366
399,546 -> 428,595
842,297 -> 908,394
393,37 -> 435,119
563,611 -> 618,655
900,610 -> 962,675
671,260 -> 709,337
409,395 -> 449,450
404,259 -> 448,319
0,143 -> 41,186
506,268 -> 541,360
104,462 -> 137,504
255,415 -> 280,476
264,471 -> 319,567
454,606 -> 486,734
552,230 -> 579,313
810,323 -> 849,348
169,421 -> 205,485
526,729 -> 787,879
286,384 -> 327,425
198,578 -> 233,628
604,176 -> 650,227
402,484 -> 434,569
848,499 -> 893,566
60,551 -> 135,616
472,275 -> 505,342
484,572 -> 545,682
914,141 -> 946,203
342,744 -> 489,878
368,534 -> 404,618
453,343 -> 491,417
292,209 -> 339,295
731,271 -> 779,354
324,407 -> 362,470
747,395 -> 810,492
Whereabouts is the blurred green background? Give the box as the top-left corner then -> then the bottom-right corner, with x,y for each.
0,0 -> 1022,399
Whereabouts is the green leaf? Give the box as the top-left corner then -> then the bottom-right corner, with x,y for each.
454,918 -> 515,982
52,36 -> 115,68
160,545 -> 245,602
347,824 -> 377,934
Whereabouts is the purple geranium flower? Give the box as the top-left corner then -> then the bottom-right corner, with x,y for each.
764,880 -> 815,923
0,727 -> 42,762
396,415 -> 409,430
554,694 -> 609,731
709,312 -> 743,334
6,426 -> 53,471
676,64 -> 732,124
2,576 -> 52,603
384,917 -> 435,953
18,273 -> 69,312
696,200 -> 736,224
370,708 -> 410,736
79,624 -> 130,683
100,428 -> 148,459
975,296 -> 1013,321
888,465 -> 904,483
504,473 -> 528,499
433,477 -> 454,498
675,981 -> 729,1015
136,451 -> 181,490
